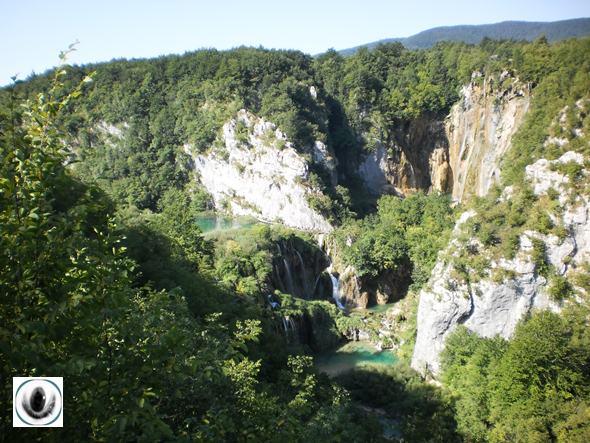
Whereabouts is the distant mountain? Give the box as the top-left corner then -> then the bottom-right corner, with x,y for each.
338,17 -> 590,55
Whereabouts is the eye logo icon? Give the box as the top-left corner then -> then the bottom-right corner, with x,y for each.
13,377 -> 63,427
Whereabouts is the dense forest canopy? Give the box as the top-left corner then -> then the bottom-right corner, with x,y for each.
7,36 -> 588,216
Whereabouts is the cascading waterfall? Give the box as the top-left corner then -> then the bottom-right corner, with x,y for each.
329,273 -> 345,310
274,261 -> 288,293
283,258 -> 296,296
294,249 -> 310,296
319,235 -> 345,309
277,241 -> 298,296
281,315 -> 298,343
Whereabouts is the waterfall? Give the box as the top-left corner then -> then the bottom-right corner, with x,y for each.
329,273 -> 345,310
274,262 -> 288,293
311,274 -> 322,294
282,315 -> 298,343
283,258 -> 296,296
294,249 -> 310,296
277,241 -> 298,296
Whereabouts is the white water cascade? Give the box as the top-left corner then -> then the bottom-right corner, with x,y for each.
282,258 -> 296,295
318,234 -> 344,309
294,249 -> 310,295
329,273 -> 345,310
281,315 -> 298,342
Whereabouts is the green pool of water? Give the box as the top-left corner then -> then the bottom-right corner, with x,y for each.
315,341 -> 397,376
196,215 -> 255,234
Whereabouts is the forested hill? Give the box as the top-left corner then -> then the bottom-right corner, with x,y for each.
339,17 -> 590,55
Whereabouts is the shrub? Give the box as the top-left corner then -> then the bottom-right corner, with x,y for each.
548,275 -> 574,301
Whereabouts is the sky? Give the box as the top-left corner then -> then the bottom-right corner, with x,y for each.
1,0 -> 589,86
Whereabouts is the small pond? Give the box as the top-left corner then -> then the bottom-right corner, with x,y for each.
315,341 -> 397,376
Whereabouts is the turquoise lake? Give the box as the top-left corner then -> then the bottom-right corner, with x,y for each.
196,215 -> 255,234
315,341 -> 397,376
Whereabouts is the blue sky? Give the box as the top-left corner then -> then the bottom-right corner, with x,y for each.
1,0 -> 589,85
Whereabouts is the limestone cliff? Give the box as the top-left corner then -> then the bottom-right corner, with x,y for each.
446,72 -> 531,201
358,117 -> 450,196
411,151 -> 589,376
185,110 -> 334,233
357,72 -> 530,202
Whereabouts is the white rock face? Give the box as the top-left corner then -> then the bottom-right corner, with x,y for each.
312,140 -> 338,186
358,146 -> 391,195
186,110 -> 333,233
412,153 -> 589,376
96,121 -> 128,138
526,151 -> 590,266
525,151 -> 585,204
446,77 -> 530,201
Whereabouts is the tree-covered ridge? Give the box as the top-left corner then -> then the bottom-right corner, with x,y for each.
5,38 -> 588,216
338,17 -> 590,54
5,48 -> 330,212
315,37 -> 590,157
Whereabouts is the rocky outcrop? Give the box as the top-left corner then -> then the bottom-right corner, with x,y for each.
411,237 -> 558,375
525,151 -> 590,267
186,110 -> 334,233
357,146 -> 394,195
337,265 -> 366,307
357,72 -> 529,201
318,234 -> 411,309
446,72 -> 531,201
358,118 -> 450,196
96,121 -> 129,139
412,152 -> 589,376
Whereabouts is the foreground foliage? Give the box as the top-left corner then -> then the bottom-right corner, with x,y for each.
441,307 -> 590,442
0,61 -> 378,442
